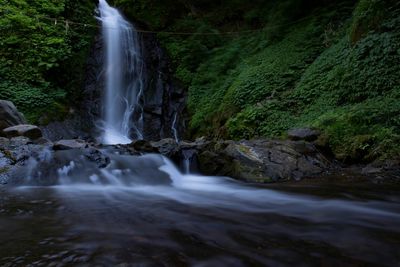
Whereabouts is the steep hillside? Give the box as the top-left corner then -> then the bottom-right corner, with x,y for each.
116,0 -> 400,162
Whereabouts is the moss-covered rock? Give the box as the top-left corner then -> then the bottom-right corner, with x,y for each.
196,139 -> 331,183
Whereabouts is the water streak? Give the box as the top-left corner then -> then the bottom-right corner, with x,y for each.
172,112 -> 179,143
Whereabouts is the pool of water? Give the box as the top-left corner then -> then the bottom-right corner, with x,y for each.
1,172 -> 400,266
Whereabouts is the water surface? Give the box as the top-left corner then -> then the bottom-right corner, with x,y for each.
1,171 -> 399,266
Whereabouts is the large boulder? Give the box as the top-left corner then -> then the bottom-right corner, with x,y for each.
196,139 -> 331,183
3,124 -> 42,140
0,100 -> 26,132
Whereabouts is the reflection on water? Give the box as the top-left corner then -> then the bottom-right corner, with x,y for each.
1,154 -> 400,266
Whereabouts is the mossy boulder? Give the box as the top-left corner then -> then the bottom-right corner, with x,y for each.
196,139 -> 331,182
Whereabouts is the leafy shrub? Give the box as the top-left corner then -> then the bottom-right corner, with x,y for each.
0,81 -> 65,122
0,0 -> 96,122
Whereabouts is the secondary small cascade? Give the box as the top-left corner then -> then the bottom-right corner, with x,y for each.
98,0 -> 145,145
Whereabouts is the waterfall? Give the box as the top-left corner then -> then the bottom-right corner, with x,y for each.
98,0 -> 145,145
182,149 -> 196,174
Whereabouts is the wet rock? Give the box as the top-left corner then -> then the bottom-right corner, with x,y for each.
32,137 -> 52,145
195,139 -> 330,182
0,137 -> 53,185
41,119 -> 92,142
0,100 -> 26,132
151,138 -> 178,157
53,139 -> 88,150
288,128 -> 320,142
7,136 -> 32,148
362,166 -> 382,175
3,124 -> 43,140
83,148 -> 110,168
130,140 -> 159,153
0,150 -> 14,170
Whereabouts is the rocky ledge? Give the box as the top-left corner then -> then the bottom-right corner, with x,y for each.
0,135 -> 399,186
0,100 -> 397,186
132,137 -> 330,182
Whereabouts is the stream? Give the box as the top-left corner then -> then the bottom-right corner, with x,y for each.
1,155 -> 400,266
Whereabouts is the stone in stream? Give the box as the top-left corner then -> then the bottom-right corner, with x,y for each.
3,124 -> 43,140
53,139 -> 88,150
84,148 -> 110,168
0,100 -> 26,133
130,140 -> 159,153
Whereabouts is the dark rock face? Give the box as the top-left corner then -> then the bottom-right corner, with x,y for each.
3,125 -> 43,140
0,100 -> 26,132
288,128 -> 321,142
141,35 -> 187,141
41,118 -> 92,142
81,30 -> 187,142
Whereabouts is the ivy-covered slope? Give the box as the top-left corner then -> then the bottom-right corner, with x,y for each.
0,0 -> 96,122
115,0 -> 400,162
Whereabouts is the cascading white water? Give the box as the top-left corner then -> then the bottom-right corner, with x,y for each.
98,0 -> 145,145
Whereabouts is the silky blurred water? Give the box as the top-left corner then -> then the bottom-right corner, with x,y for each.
98,0 -> 145,144
1,157 -> 400,266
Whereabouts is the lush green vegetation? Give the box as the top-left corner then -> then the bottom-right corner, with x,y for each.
114,0 -> 400,162
0,0 -> 96,122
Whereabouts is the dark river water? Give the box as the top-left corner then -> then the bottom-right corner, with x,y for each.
0,155 -> 400,266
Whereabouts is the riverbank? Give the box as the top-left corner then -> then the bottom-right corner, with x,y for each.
0,133 -> 399,187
